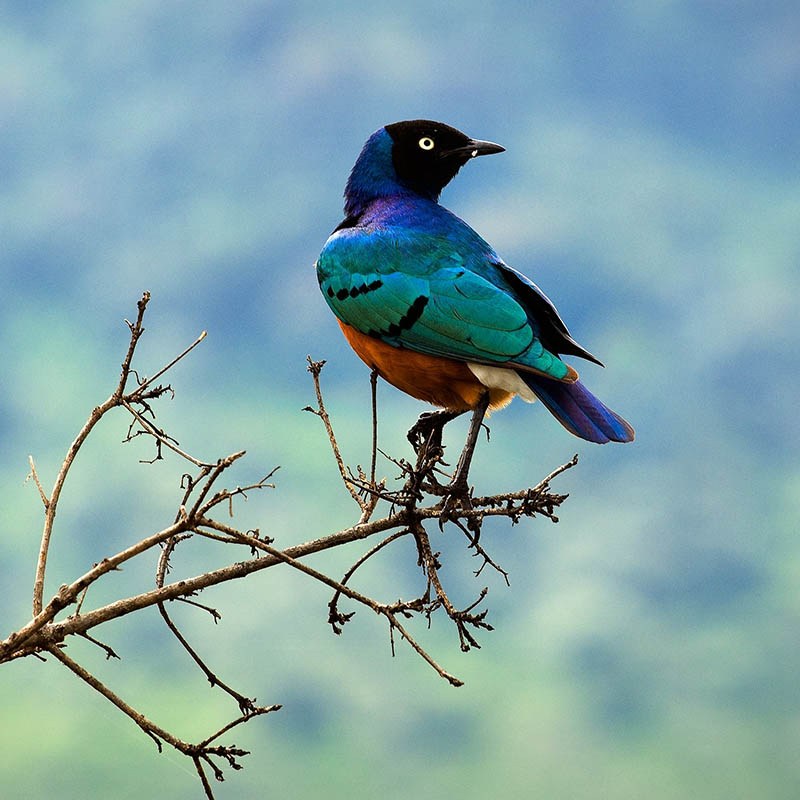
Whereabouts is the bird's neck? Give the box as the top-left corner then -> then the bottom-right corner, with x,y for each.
343,129 -> 439,217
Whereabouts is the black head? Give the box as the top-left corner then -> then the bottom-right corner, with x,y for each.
384,119 -> 504,200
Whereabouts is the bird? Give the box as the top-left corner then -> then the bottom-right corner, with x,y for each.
316,119 -> 634,450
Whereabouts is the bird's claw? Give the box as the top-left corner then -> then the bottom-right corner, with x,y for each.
407,413 -> 442,454
407,409 -> 462,456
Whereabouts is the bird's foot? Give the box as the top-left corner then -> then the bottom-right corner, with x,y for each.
407,410 -> 459,454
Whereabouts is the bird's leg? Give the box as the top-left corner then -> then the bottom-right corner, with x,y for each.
369,368 -> 379,487
453,391 -> 490,489
439,391 -> 490,523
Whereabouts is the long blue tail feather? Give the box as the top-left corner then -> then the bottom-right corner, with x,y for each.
520,373 -> 635,444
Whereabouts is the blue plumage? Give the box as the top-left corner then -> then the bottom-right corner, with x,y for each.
519,373 -> 635,444
317,120 -> 634,444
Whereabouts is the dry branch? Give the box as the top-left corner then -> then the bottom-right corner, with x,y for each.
3,292 -> 576,798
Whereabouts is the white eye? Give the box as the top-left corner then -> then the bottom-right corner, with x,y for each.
418,137 -> 435,150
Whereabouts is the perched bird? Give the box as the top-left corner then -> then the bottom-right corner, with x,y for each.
316,120 -> 634,445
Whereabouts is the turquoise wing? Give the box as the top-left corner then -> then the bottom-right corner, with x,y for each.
317,228 -> 574,381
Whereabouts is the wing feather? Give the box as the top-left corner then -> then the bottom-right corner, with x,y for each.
318,228 -> 576,381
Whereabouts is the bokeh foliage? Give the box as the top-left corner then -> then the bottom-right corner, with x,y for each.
2,2 -> 798,797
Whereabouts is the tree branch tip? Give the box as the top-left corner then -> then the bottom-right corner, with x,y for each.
25,455 -> 50,508
218,450 -> 246,468
305,356 -> 327,375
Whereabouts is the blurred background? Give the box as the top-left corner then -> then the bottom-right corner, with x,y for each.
2,1 -> 798,797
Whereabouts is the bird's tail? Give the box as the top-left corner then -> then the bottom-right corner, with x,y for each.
520,373 -> 635,444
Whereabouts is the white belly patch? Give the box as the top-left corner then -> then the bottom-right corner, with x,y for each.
466,363 -> 537,403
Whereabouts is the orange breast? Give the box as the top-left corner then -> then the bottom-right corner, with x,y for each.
337,320 -> 515,412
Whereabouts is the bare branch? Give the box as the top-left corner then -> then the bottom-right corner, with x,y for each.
32,393 -> 120,615
129,330 -> 207,399
117,292 -> 151,396
32,292 -> 155,616
78,631 -> 120,660
197,704 -> 283,749
48,644 -> 280,792
6,293 -> 579,798
8,510 -> 411,651
25,455 -> 49,509
120,398 -> 214,468
328,529 -> 410,634
48,644 -> 175,752
304,357 -> 375,517
155,534 -> 256,714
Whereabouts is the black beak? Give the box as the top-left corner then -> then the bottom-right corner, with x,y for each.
441,138 -> 505,159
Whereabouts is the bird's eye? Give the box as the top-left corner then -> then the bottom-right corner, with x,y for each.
418,137 -> 435,151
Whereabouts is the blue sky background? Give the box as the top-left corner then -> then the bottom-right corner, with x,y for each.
2,2 -> 799,798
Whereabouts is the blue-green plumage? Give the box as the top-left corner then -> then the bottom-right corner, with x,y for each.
317,120 -> 634,444
319,200 -> 573,380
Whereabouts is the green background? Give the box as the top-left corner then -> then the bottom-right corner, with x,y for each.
2,2 -> 798,797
